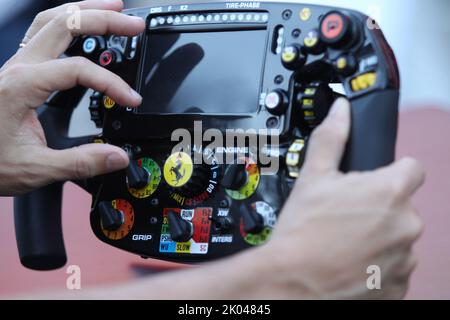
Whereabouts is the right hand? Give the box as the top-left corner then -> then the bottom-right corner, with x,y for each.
266,98 -> 425,299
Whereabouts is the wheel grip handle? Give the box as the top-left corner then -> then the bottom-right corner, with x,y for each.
14,184 -> 67,271
342,90 -> 399,172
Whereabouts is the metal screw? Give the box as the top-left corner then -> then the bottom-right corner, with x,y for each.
267,117 -> 279,129
151,198 -> 159,206
274,75 -> 284,85
220,200 -> 229,208
282,10 -> 292,20
292,29 -> 301,38
133,146 -> 142,156
112,120 -> 122,131
150,217 -> 158,225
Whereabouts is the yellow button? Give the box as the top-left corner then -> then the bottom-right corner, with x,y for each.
351,72 -> 377,92
300,8 -> 312,21
164,152 -> 194,188
288,140 -> 305,153
337,57 -> 347,70
103,96 -> 116,109
282,49 -> 297,63
304,36 -> 318,48
304,88 -> 316,95
286,153 -> 300,167
304,110 -> 314,117
303,99 -> 314,106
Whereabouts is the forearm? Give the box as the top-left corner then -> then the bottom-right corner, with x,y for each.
23,246 -> 315,300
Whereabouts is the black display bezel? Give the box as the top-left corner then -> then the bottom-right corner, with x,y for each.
137,17 -> 269,116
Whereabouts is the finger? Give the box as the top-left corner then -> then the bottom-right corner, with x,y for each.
302,98 -> 351,177
23,0 -> 125,43
17,10 -> 145,63
24,58 -> 142,107
40,144 -> 129,182
373,158 -> 426,198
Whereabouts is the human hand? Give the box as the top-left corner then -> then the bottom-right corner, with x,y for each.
0,0 -> 145,196
263,98 -> 425,299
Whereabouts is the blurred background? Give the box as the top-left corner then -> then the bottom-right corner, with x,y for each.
0,0 -> 449,299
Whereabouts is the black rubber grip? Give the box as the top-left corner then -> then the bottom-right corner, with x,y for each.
14,184 -> 67,270
342,90 -> 399,172
14,88 -> 91,271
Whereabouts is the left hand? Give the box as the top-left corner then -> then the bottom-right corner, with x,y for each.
0,0 -> 145,196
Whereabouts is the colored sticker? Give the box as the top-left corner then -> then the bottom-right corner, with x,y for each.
160,208 -> 212,255
241,202 -> 277,246
128,158 -> 162,199
300,8 -> 312,21
102,199 -> 134,241
103,96 -> 116,109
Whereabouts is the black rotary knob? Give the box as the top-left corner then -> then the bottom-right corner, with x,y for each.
127,160 -> 149,190
99,202 -> 124,232
241,204 -> 265,235
222,164 -> 248,191
265,90 -> 289,115
319,11 -> 361,48
169,211 -> 194,242
214,216 -> 235,234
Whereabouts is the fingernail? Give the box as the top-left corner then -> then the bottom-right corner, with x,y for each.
129,88 -> 142,103
106,152 -> 128,171
130,16 -> 145,23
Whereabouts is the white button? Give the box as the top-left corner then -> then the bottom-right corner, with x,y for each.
174,16 -> 181,24
262,14 -> 269,22
183,16 -> 189,23
230,14 -> 237,21
150,18 -> 158,27
206,14 -> 213,21
83,38 -> 97,54
158,17 -> 165,25
214,14 -> 221,21
246,14 -> 252,21
167,16 -> 174,24
238,14 -> 244,21
222,14 -> 228,21
198,15 -> 205,22
254,14 -> 261,21
265,92 -> 281,110
190,15 -> 197,22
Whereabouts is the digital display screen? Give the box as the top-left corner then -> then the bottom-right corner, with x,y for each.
138,30 -> 267,114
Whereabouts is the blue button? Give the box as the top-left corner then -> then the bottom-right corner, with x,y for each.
83,38 -> 97,54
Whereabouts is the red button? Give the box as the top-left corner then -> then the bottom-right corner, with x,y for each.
321,13 -> 345,40
99,50 -> 114,67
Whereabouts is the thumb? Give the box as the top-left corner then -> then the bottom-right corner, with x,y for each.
43,144 -> 129,182
302,98 -> 351,177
